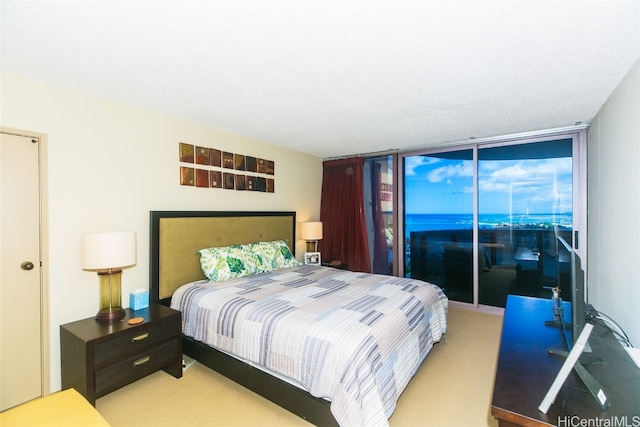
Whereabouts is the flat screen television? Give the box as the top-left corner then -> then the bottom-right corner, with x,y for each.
539,235 -> 609,413
556,235 -> 586,349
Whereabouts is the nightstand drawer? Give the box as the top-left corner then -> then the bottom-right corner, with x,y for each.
94,320 -> 180,366
94,338 -> 180,394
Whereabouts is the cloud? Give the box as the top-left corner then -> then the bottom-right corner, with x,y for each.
427,161 -> 473,183
479,158 -> 571,192
404,156 -> 439,176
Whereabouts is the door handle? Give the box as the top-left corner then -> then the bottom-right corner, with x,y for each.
21,261 -> 35,271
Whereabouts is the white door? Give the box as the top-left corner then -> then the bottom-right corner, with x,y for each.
0,132 -> 42,411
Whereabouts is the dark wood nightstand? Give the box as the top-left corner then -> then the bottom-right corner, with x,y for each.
60,304 -> 182,405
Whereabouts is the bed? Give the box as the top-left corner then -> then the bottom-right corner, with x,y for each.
150,210 -> 448,427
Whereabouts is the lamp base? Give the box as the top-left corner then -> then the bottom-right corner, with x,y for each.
305,241 -> 318,252
96,269 -> 125,322
95,307 -> 125,322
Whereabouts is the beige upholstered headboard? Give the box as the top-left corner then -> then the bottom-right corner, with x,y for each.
150,211 -> 296,304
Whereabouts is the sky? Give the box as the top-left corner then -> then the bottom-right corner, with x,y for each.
404,152 -> 573,216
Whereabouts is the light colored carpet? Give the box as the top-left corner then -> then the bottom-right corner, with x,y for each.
96,305 -> 503,427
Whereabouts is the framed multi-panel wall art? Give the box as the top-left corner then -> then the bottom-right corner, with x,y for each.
179,142 -> 275,193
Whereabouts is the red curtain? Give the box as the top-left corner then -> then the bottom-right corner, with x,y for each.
318,158 -> 371,273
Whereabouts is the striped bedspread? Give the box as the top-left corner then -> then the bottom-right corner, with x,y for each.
171,264 -> 448,426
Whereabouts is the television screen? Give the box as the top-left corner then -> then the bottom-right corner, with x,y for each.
557,235 -> 585,349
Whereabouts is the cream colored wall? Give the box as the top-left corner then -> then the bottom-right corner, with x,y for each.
0,71 -> 323,393
587,59 -> 640,347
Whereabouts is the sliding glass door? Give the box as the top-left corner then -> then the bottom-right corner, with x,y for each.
401,131 -> 585,307
477,139 -> 573,307
403,149 -> 474,303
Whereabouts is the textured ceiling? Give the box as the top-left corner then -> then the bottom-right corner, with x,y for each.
1,1 -> 638,158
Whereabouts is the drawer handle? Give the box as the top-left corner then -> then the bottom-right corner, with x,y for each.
132,332 -> 149,342
133,356 -> 151,367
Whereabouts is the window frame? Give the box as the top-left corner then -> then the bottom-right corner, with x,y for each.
396,127 -> 588,308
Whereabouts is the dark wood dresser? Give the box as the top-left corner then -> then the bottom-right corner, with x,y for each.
491,295 -> 640,426
60,304 -> 182,405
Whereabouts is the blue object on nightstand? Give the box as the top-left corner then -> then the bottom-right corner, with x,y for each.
129,290 -> 149,310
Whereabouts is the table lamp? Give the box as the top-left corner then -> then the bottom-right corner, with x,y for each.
82,231 -> 137,322
300,221 -> 323,252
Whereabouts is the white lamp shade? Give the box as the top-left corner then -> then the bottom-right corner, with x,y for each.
82,231 -> 137,270
300,222 -> 323,241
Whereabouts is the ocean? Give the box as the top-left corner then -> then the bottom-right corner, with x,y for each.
404,213 -> 572,235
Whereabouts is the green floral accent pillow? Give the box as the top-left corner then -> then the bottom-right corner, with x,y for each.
248,240 -> 301,272
197,244 -> 261,282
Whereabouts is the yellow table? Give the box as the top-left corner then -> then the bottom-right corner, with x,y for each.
0,388 -> 110,427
